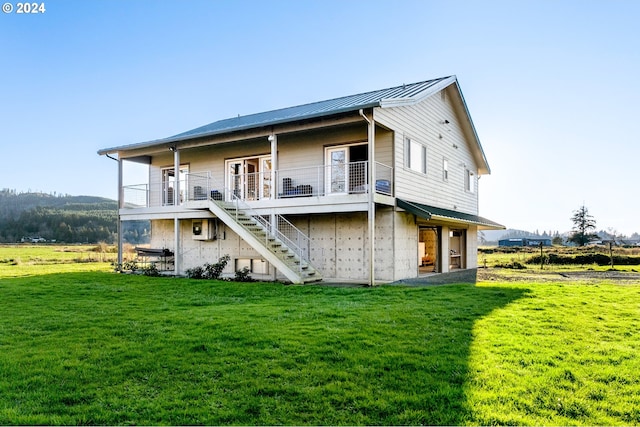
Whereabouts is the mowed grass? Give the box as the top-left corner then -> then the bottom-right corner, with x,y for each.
0,255 -> 639,424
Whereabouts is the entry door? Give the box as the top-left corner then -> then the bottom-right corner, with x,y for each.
245,160 -> 259,201
326,147 -> 348,195
419,227 -> 440,273
228,161 -> 243,199
226,157 -> 272,201
260,157 -> 272,199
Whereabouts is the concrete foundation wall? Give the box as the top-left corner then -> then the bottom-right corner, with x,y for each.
392,211 -> 419,281
148,209 -> 477,283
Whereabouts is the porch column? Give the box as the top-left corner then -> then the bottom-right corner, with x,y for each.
269,134 -> 278,240
361,111 -> 376,286
441,225 -> 450,273
117,156 -> 123,268
173,147 -> 180,207
173,147 -> 181,275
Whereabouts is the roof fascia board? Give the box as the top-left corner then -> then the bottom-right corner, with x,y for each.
98,106 -> 380,156
449,82 -> 491,175
397,198 -> 504,229
99,111 -> 368,156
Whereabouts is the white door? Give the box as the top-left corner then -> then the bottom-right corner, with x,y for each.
245,160 -> 259,201
326,147 -> 348,195
260,157 -> 272,199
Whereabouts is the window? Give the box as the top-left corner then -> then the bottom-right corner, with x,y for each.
443,159 -> 449,181
324,143 -> 368,195
162,164 -> 189,206
405,137 -> 427,174
465,169 -> 475,193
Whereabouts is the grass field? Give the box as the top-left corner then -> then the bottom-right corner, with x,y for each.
0,246 -> 639,425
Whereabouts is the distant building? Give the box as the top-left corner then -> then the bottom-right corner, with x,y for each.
499,238 -> 551,247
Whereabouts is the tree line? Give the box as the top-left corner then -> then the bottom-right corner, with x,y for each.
0,190 -> 149,244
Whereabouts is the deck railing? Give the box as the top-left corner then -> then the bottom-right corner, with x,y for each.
121,161 -> 393,208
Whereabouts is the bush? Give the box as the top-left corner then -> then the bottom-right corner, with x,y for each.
115,260 -> 139,273
141,263 -> 159,276
234,266 -> 254,282
494,260 -> 527,269
185,265 -> 205,279
526,253 -> 640,266
186,255 -> 230,280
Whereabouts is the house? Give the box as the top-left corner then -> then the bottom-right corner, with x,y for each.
499,237 -> 552,247
98,76 -> 503,285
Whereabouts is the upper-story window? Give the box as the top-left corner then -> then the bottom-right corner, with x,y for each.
443,158 -> 449,181
405,137 -> 427,174
465,168 -> 475,193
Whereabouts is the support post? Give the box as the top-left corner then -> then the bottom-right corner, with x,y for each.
360,109 -> 376,286
117,157 -> 123,268
609,241 -> 614,269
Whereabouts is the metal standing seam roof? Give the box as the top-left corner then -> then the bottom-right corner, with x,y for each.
97,76 -> 456,155
173,77 -> 450,138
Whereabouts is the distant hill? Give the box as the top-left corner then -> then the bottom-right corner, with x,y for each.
0,189 -> 149,244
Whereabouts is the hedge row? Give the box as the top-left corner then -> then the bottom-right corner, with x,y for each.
526,253 -> 640,266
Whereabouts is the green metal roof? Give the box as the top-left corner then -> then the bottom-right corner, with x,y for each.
397,199 -> 504,229
98,76 -> 456,155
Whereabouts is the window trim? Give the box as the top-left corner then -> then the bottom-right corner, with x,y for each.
443,158 -> 449,182
405,137 -> 427,175
465,168 -> 475,193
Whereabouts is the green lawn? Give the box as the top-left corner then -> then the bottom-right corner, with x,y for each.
0,264 -> 639,424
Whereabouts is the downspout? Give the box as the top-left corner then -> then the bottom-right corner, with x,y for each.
106,153 -> 123,269
359,109 -> 376,286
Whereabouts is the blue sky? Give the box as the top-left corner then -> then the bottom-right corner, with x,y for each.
1,0 -> 638,235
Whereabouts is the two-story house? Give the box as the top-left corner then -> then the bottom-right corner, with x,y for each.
98,75 -> 503,285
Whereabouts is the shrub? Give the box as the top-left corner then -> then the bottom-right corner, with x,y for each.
494,260 -> 527,269
141,263 -> 159,277
526,253 -> 640,266
203,255 -> 230,279
185,266 -> 205,279
186,255 -> 230,280
234,266 -> 254,282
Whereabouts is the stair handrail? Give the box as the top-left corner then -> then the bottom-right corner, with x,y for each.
211,183 -> 312,272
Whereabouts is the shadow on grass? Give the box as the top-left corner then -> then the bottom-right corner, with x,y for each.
0,272 -> 527,425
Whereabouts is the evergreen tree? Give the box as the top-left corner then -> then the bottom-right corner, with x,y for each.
568,205 -> 598,246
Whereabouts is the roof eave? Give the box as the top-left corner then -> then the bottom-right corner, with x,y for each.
98,101 -> 381,156
450,81 -> 491,175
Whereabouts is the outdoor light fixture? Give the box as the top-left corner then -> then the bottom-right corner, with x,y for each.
169,146 -> 177,152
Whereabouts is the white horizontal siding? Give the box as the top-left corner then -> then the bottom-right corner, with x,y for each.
374,87 -> 479,215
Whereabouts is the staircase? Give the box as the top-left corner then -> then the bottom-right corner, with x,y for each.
207,198 -> 322,284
